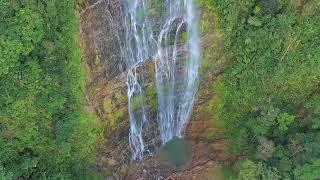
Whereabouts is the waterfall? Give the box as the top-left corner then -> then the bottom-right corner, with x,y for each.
120,0 -> 200,160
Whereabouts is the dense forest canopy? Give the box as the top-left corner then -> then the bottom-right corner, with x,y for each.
0,0 -> 100,178
207,0 -> 320,179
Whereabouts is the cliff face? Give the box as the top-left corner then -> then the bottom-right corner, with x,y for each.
80,0 -> 131,175
79,0 -> 229,179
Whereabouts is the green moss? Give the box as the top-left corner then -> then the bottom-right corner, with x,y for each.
103,99 -> 112,112
198,4 -> 224,75
201,128 -> 216,139
145,86 -> 158,112
131,95 -> 143,111
197,0 -> 216,32
194,78 -> 225,140
179,31 -> 188,44
146,0 -> 164,18
130,86 -> 158,113
115,91 -> 127,103
103,92 -> 127,130
110,110 -> 125,129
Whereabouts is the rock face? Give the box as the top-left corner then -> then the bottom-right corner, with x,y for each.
79,0 -> 229,179
80,0 -> 131,177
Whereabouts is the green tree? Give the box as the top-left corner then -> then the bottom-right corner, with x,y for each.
277,113 -> 295,131
0,0 -> 101,178
294,159 -> 320,180
211,0 -> 320,178
238,160 -> 263,180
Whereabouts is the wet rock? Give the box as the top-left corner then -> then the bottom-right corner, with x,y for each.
80,0 -> 131,178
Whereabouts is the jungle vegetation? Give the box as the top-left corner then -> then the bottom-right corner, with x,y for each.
0,0 -> 100,179
205,0 -> 320,179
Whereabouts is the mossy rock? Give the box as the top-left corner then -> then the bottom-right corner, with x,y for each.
103,95 -> 126,129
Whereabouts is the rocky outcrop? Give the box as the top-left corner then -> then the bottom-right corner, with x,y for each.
79,0 -> 230,179
80,0 -> 131,178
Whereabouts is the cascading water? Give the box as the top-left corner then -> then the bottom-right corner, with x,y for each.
120,0 -> 200,160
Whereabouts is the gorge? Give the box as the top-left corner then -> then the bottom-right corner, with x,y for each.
80,0 -> 227,178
